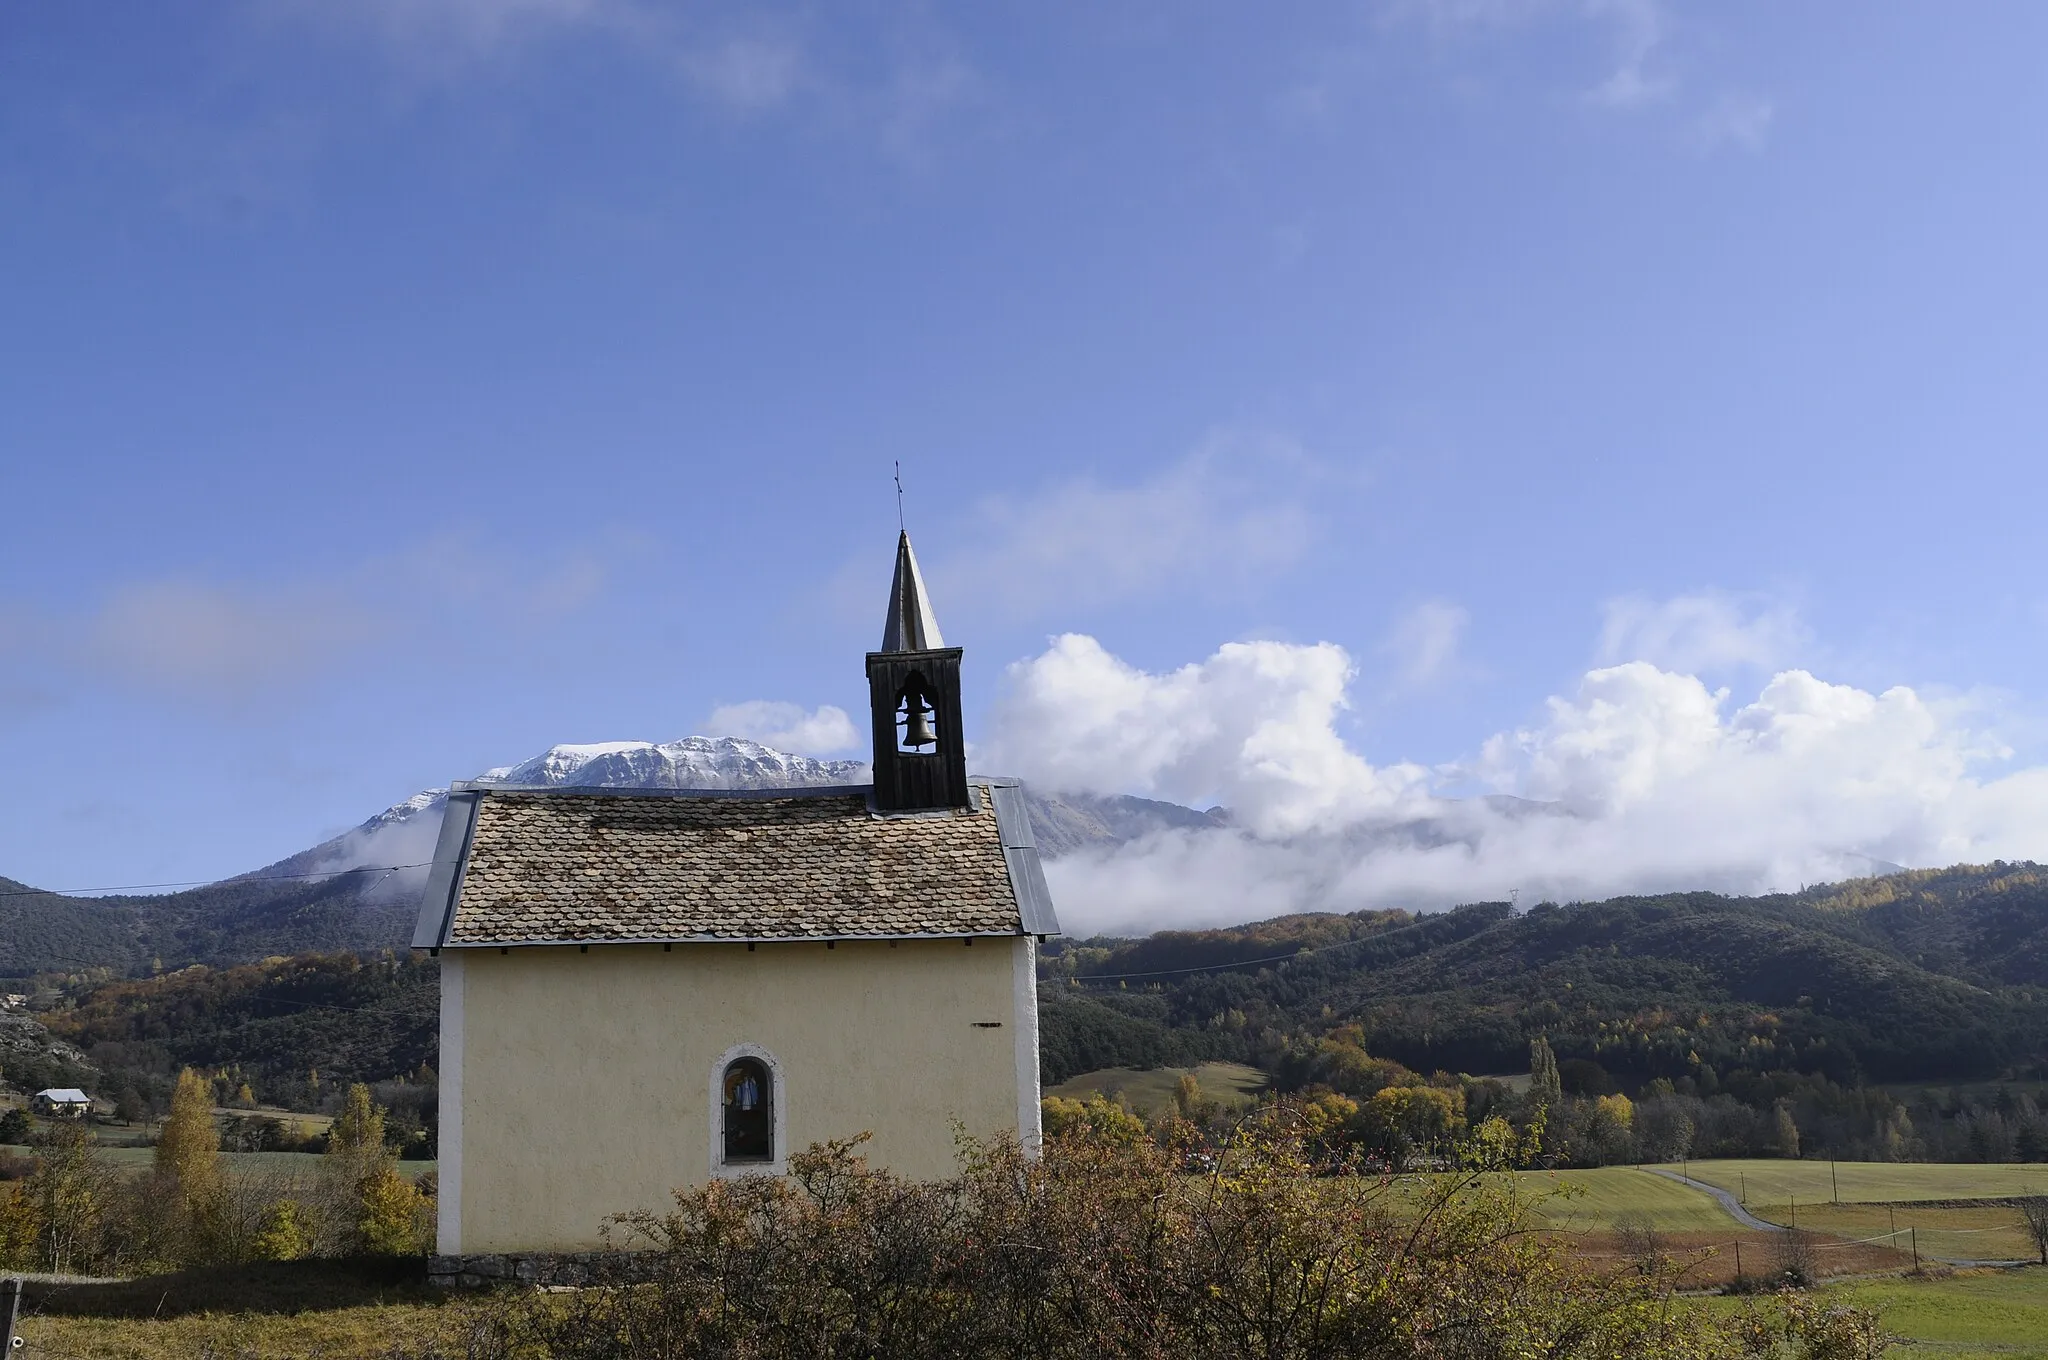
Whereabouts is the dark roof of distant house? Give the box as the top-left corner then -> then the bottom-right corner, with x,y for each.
411,780 -> 1058,949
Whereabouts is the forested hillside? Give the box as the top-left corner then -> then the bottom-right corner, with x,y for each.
1038,862 -> 2048,1087
17,952 -> 439,1119
10,861 -> 2048,1161
0,871 -> 419,985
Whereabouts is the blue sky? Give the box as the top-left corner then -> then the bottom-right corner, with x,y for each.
5,3 -> 2047,916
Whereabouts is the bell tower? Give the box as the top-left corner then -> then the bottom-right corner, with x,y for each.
867,531 -> 969,811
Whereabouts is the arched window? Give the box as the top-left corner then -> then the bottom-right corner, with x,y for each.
721,1056 -> 773,1163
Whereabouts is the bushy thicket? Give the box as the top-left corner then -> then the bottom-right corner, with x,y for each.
0,1076 -> 431,1276
447,1111 -> 1886,1360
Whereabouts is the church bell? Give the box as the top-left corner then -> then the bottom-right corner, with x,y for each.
899,692 -> 939,749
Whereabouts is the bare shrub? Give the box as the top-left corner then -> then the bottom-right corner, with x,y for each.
1612,1209 -> 1666,1275
2019,1194 -> 2048,1266
1772,1228 -> 1822,1288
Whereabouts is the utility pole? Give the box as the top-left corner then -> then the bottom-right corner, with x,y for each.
1791,1194 -> 1797,1230
1831,1158 -> 1839,1205
1734,1240 -> 1743,1281
1741,1171 -> 1748,1205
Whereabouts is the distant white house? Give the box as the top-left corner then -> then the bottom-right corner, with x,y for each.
31,1088 -> 92,1117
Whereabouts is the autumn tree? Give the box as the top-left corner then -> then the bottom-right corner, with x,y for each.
321,1082 -> 431,1254
10,1123 -> 120,1274
1774,1101 -> 1803,1159
156,1067 -> 222,1210
1038,1093 -> 1145,1147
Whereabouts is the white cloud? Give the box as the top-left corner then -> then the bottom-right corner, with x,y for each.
993,632 -> 2048,936
1581,0 -> 1673,108
948,437 -> 1317,618
1385,0 -> 1707,115
276,0 -> 809,113
2,536 -> 627,707
983,634 -> 1427,837
1691,91 -> 1775,151
83,579 -> 382,698
275,0 -> 610,64
706,700 -> 860,755
273,0 -> 984,142
678,34 -> 806,112
1383,599 -> 1469,690
1597,590 -> 1805,674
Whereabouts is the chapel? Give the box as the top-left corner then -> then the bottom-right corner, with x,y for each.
412,532 -> 1058,1257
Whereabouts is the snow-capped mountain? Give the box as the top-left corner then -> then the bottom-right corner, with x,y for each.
323,737 -> 870,853
0,735 -> 1214,976
475,737 -> 867,793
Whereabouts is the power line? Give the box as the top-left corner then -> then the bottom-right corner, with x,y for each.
0,862 -> 431,899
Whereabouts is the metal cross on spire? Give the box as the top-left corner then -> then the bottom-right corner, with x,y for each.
894,461 -> 905,532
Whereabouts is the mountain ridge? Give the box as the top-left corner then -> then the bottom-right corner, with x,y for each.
0,735 -> 1203,980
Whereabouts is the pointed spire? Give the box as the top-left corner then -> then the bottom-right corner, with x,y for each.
880,530 -> 945,652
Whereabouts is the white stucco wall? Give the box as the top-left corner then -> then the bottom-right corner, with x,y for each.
442,936 -> 1036,1254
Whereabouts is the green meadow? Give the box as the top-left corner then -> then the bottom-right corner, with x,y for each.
83,1145 -> 437,1178
1045,1061 -> 1269,1116
1703,1268 -> 2048,1360
1658,1158 -> 2048,1207
1515,1166 -> 1742,1234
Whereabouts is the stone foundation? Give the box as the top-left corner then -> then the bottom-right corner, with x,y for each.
427,1250 -> 662,1290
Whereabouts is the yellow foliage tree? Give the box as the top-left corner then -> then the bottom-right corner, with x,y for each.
359,1167 -> 434,1255
155,1067 -> 221,1210
1367,1085 -> 1466,1158
323,1082 -> 434,1255
1040,1094 -> 1146,1147
1298,1090 -> 1361,1158
0,1183 -> 44,1270
329,1083 -> 387,1160
252,1199 -> 314,1261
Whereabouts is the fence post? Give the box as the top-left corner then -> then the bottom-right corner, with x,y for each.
1911,1227 -> 1919,1271
1734,1240 -> 1742,1281
4,1275 -> 20,1354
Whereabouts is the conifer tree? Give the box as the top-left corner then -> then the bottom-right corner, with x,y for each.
1529,1036 -> 1563,1108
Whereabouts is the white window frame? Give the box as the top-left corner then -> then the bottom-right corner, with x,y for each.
709,1042 -> 787,1178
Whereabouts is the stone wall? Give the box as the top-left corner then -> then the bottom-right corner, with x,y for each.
427,1249 -> 662,1290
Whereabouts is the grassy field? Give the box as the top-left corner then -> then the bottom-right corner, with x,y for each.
1046,1061 -> 1269,1116
1660,1158 -> 2048,1206
76,1145 -> 438,1177
1514,1166 -> 1743,1233
19,1302 -> 467,1359
12,1259 -> 462,1360
1701,1267 -> 2048,1360
1751,1200 -> 2039,1264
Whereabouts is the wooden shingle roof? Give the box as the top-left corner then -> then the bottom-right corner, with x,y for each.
411,781 -> 1058,948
